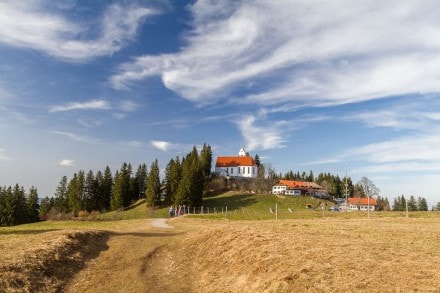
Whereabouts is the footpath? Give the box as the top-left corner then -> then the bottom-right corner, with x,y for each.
64,218 -> 177,292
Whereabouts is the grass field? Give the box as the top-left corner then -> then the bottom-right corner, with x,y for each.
2,192 -> 440,292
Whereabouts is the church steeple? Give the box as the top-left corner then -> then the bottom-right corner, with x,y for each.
238,147 -> 248,157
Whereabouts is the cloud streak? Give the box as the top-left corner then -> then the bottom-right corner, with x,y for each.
0,1 -> 157,62
49,99 -> 111,112
111,0 -> 440,109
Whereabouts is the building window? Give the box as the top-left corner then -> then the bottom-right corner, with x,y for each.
253,167 -> 255,174
248,167 -> 250,174
230,168 -> 233,174
238,167 -> 240,174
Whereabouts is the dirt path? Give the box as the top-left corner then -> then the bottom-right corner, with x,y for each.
64,218 -> 178,292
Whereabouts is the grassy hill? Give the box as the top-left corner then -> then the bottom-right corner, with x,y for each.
191,192 -> 332,220
97,192 -> 439,221
95,193 -> 332,221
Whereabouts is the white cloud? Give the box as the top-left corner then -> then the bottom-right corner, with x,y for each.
236,114 -> 287,151
0,1 -> 157,62
60,159 -> 74,166
49,99 -> 111,112
111,0 -> 440,109
151,140 -> 171,152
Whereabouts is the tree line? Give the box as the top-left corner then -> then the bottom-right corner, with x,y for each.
392,195 -> 429,211
38,144 -> 212,219
0,185 -> 39,226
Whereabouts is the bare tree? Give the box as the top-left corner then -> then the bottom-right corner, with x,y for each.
357,177 -> 380,218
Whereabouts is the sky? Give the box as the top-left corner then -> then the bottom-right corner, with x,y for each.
1,0 -> 440,207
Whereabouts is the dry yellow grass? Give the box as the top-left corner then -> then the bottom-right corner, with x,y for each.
151,217 -> 440,292
2,217 -> 440,292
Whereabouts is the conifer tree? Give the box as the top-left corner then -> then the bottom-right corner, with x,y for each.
110,171 -> 123,211
200,143 -> 212,178
67,173 -> 82,215
27,186 -> 40,222
134,163 -> 147,200
165,157 -> 181,205
54,176 -> 69,213
407,195 -> 417,211
145,159 -> 161,207
417,196 -> 428,211
85,170 -> 98,211
0,187 -> 5,225
101,166 -> 113,210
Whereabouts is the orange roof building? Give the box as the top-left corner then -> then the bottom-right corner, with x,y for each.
215,148 -> 258,178
345,197 -> 377,211
272,179 -> 323,195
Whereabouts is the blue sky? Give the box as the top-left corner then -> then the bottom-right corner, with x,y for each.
1,0 -> 440,207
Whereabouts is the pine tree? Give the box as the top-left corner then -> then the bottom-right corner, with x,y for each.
0,186 -> 5,225
200,143 -> 212,178
407,195 -> 417,211
166,157 -> 181,205
68,173 -> 83,215
145,159 -> 161,207
85,170 -> 98,211
417,196 -> 428,211
111,171 -> 123,211
11,185 -> 27,225
254,154 -> 261,167
54,176 -> 69,213
27,186 -> 40,222
101,166 -> 113,210
134,163 -> 147,200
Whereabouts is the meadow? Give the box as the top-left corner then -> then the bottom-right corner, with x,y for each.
1,193 -> 440,292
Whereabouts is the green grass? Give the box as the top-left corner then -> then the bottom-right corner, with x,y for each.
187,192 -> 330,220
97,199 -> 169,221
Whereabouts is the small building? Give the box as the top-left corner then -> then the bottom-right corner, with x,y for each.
343,197 -> 377,211
215,148 -> 258,178
272,179 -> 323,196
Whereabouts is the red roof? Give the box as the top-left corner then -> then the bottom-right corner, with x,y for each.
216,156 -> 256,167
348,197 -> 377,206
275,180 -> 322,189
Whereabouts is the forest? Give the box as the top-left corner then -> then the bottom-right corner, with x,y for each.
0,143 -> 434,226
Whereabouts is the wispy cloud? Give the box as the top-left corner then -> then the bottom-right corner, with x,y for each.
236,114 -> 288,151
111,1 -> 440,110
0,1 -> 157,62
49,99 -> 111,112
60,159 -> 74,166
50,130 -> 93,142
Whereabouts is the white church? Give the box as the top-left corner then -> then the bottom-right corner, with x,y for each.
215,148 -> 258,178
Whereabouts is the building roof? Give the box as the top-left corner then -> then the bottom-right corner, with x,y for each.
215,156 -> 256,167
348,197 -> 377,206
274,180 -> 322,189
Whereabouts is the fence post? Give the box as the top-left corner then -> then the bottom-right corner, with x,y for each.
225,206 -> 227,219
276,203 -> 278,220
201,206 -> 204,214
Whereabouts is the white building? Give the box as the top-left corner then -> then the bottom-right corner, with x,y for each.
215,148 -> 258,178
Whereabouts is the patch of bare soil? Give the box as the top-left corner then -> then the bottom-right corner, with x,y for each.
64,219 -> 182,292
0,230 -> 109,293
